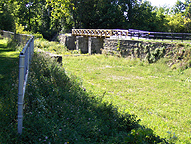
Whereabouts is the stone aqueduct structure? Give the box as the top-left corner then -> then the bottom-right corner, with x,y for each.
59,29 -> 175,58
60,29 -> 129,54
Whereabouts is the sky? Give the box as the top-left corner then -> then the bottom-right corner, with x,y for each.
147,0 -> 185,7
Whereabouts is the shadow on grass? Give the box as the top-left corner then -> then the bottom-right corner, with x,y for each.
0,42 -> 19,91
1,53 -> 169,143
0,41 -> 19,143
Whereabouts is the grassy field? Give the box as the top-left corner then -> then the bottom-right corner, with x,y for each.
0,39 -> 20,142
0,38 -> 191,143
62,55 -> 191,143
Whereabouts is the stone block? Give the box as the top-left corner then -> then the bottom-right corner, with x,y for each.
90,37 -> 104,54
76,36 -> 88,53
59,34 -> 76,50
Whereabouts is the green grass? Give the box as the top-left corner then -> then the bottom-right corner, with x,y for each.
1,38 -> 191,143
0,40 -> 168,143
62,55 -> 191,143
0,39 -> 20,142
0,39 -> 19,80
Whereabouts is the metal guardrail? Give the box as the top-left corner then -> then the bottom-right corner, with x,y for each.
128,29 -> 191,41
0,30 -> 34,134
72,29 -> 128,38
18,36 -> 34,134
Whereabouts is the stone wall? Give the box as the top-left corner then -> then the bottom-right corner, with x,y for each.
89,37 -> 104,54
59,34 -> 176,62
59,34 -> 76,50
103,39 -> 175,62
59,34 -> 104,54
76,36 -> 88,53
0,30 -> 32,45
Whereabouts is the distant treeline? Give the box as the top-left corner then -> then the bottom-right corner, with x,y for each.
0,0 -> 191,40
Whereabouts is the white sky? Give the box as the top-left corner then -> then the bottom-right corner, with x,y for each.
147,0 -> 185,7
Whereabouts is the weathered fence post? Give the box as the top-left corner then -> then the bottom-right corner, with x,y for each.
88,37 -> 92,55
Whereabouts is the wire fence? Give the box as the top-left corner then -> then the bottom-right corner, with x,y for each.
128,29 -> 191,42
0,30 -> 34,134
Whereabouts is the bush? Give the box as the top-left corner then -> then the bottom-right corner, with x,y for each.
33,33 -> 43,39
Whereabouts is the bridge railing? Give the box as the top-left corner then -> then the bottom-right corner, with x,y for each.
0,30 -> 34,134
72,29 -> 191,41
72,29 -> 128,38
128,29 -> 191,41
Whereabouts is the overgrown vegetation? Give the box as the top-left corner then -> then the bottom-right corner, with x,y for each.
169,44 -> 191,71
107,40 -> 191,71
0,39 -> 169,143
35,39 -> 83,55
1,38 -> 191,143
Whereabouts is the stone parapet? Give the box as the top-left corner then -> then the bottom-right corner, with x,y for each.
103,39 -> 175,62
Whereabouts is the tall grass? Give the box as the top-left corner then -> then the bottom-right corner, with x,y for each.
0,46 -> 167,143
1,38 -> 190,143
62,55 -> 191,143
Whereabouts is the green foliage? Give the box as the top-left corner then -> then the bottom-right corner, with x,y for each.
125,127 -> 167,143
15,23 -> 29,34
35,39 -> 85,55
142,44 -> 166,63
147,47 -> 166,63
0,0 -> 15,31
131,1 -> 163,31
163,43 -> 191,71
33,33 -> 43,39
1,0 -> 191,38
35,39 -> 67,54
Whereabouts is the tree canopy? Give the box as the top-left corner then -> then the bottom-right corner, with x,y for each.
1,0 -> 191,39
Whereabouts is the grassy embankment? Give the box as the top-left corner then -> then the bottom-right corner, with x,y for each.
1,38 -> 191,143
0,38 -> 20,141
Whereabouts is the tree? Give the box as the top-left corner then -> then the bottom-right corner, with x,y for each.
130,1 -> 163,31
172,0 -> 186,14
46,0 -> 73,31
165,0 -> 191,33
0,0 -> 15,31
154,6 -> 170,32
